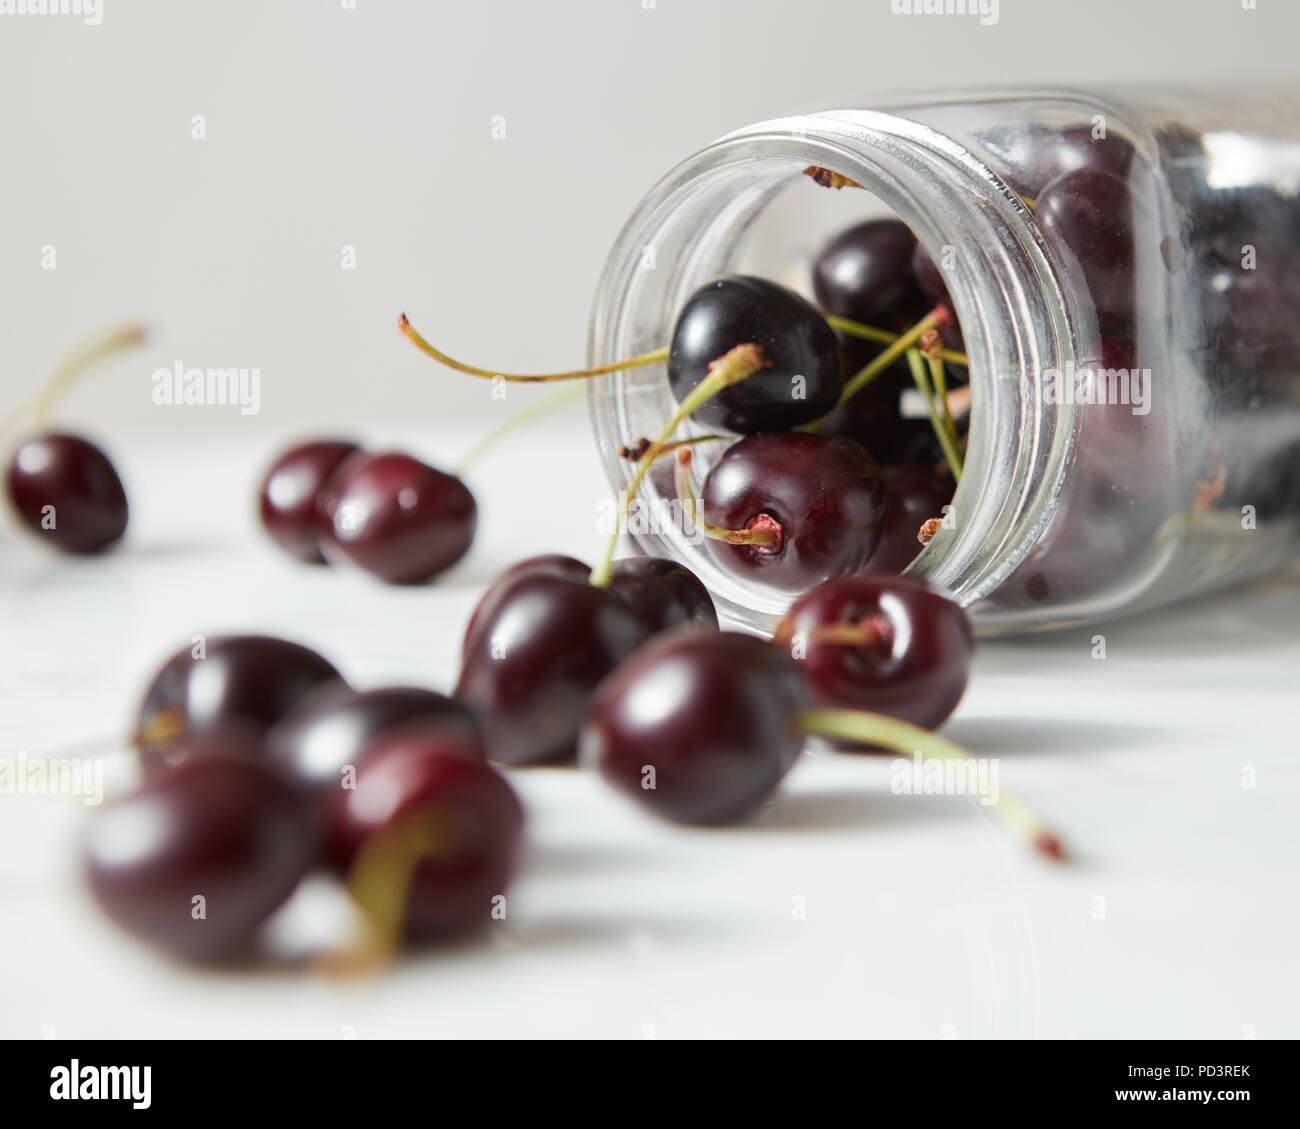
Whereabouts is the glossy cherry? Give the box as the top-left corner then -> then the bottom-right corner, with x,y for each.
999,483 -> 1131,607
812,218 -> 928,330
1036,168 -> 1141,335
327,724 -> 523,942
84,757 -> 313,963
867,462 -> 954,573
265,683 -> 480,808
316,451 -> 476,584
698,431 -> 887,590
607,556 -> 719,634
579,630 -> 809,824
455,556 -> 653,766
135,634 -> 343,765
667,276 -> 842,433
774,574 -> 973,742
259,439 -> 360,563
984,123 -> 1135,195
5,433 -> 128,554
1075,339 -> 1172,501
456,555 -> 716,766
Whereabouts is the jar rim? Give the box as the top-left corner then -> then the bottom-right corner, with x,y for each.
586,110 -> 1080,630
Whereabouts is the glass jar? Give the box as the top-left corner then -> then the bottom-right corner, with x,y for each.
586,88 -> 1300,634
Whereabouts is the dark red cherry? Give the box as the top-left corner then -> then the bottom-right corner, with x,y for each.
867,462 -> 954,573
775,574 -> 973,742
909,245 -> 966,352
698,431 -> 887,591
667,276 -> 842,433
1201,245 -> 1300,374
607,556 -> 718,634
999,484 -> 1131,607
5,432 -> 128,554
455,556 -> 653,766
84,757 -> 313,963
259,439 -> 360,563
812,218 -> 928,330
265,683 -> 480,808
1075,340 -> 1173,501
579,630 -> 808,824
982,124 -> 1135,195
1036,168 -> 1141,335
316,451 -> 476,584
135,634 -> 343,765
327,725 -> 522,942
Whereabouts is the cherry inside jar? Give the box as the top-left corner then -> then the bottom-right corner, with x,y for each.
588,90 -> 1300,633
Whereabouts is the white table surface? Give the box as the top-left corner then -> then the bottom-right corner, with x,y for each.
2,413 -> 1297,1040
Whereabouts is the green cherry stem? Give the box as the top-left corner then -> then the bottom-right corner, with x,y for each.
399,313 -> 669,383
921,330 -> 962,453
673,447 -> 782,547
906,347 -> 964,483
1,322 -> 147,436
795,708 -> 1066,861
588,343 -> 771,587
825,314 -> 968,368
836,305 -> 950,407
451,385 -> 586,477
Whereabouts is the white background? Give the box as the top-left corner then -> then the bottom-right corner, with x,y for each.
1,0 -> 1298,1039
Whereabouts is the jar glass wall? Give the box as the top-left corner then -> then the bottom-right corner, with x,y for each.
587,90 -> 1300,634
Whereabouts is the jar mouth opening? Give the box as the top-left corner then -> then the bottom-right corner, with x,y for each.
587,112 -> 1078,630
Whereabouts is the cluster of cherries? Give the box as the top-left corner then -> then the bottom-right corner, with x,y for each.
86,553 -> 1054,965
24,142 -> 1184,968
258,440 -> 476,584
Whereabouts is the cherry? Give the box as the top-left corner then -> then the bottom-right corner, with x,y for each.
867,462 -> 954,572
695,431 -> 887,591
455,556 -> 654,766
1035,168 -> 1141,336
316,451 -> 477,584
812,219 -> 928,330
581,630 -> 1065,855
5,433 -> 128,554
326,724 -> 523,943
607,555 -> 719,634
258,439 -> 360,563
135,634 -> 343,765
83,757 -> 313,963
999,483 -> 1131,607
774,574 -> 973,741
1074,339 -> 1172,501
909,245 -> 966,352
667,276 -> 843,433
265,683 -> 480,807
983,124 -> 1135,195
579,630 -> 809,824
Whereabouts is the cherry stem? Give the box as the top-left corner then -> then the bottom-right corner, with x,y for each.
922,331 -> 963,456
673,447 -> 782,547
779,614 -> 893,650
795,708 -> 1066,862
399,312 -> 669,383
324,808 -> 451,975
803,166 -> 862,190
452,385 -> 586,477
618,432 -> 723,462
588,343 -> 771,587
3,323 -> 147,433
826,314 -> 968,368
906,347 -> 964,482
802,307 -> 951,434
